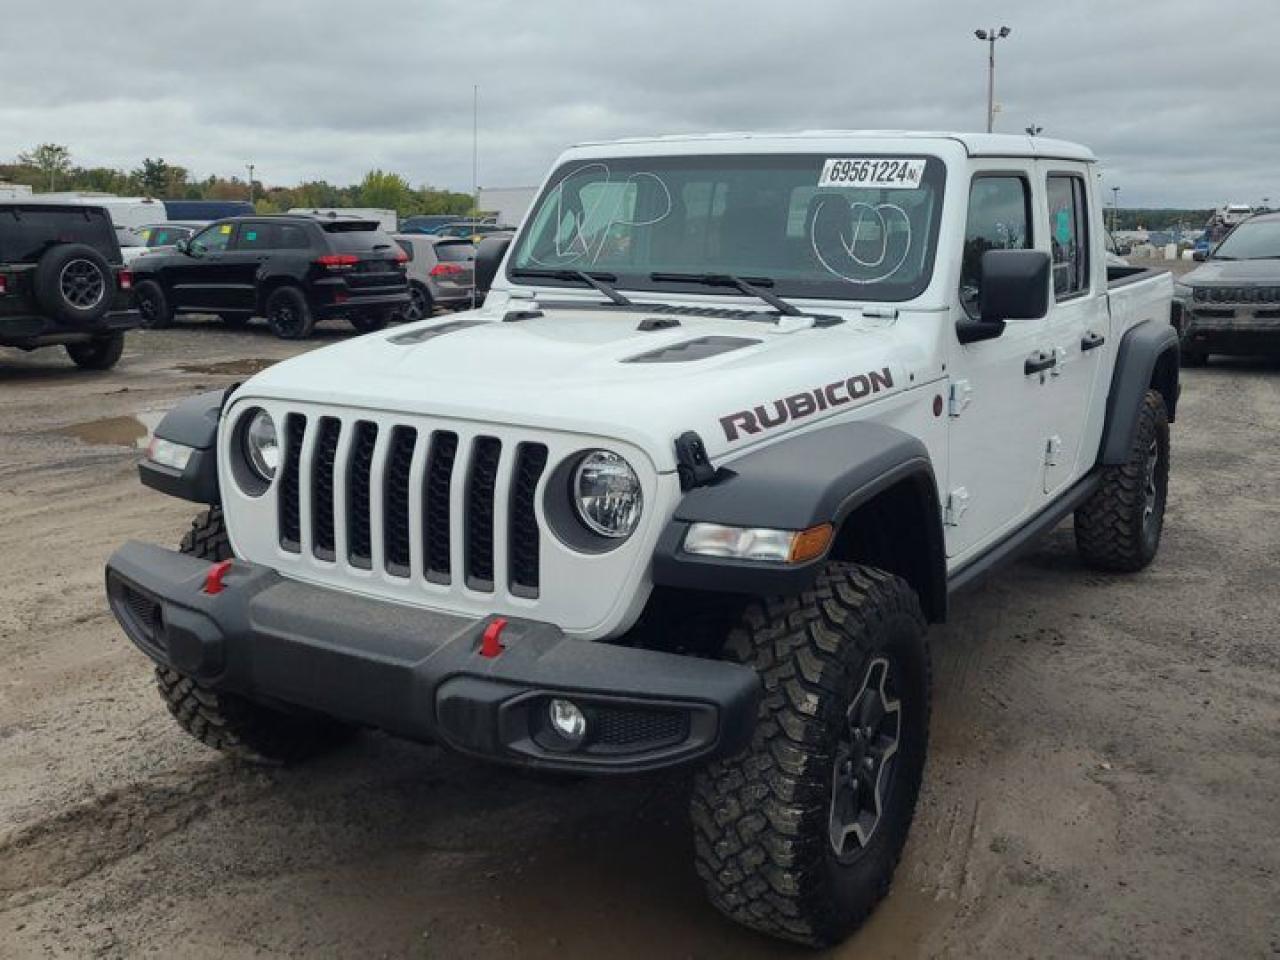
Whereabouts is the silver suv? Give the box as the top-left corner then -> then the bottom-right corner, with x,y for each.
393,234 -> 477,320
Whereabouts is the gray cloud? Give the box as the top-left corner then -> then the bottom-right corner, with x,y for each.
1,0 -> 1276,207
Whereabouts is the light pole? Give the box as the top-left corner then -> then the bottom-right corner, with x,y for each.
247,163 -> 255,208
974,26 -> 1011,133
1110,186 -> 1120,233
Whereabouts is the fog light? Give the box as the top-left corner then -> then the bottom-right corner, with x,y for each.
548,698 -> 587,744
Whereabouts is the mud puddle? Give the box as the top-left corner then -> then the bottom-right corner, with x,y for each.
175,359 -> 276,376
57,410 -> 165,450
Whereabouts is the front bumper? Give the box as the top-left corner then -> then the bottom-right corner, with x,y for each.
1181,306 -> 1280,356
105,542 -> 760,774
0,308 -> 140,348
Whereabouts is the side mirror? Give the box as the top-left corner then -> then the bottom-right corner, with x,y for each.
175,238 -> 192,255
474,235 -> 512,295
957,249 -> 1051,345
1193,250 -> 1207,262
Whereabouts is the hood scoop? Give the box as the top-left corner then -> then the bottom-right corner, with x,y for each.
389,319 -> 487,345
623,335 -> 760,364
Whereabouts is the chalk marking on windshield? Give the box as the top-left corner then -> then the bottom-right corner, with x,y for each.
810,198 -> 913,284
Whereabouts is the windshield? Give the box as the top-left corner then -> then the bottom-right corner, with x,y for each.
1212,219 -> 1280,260
509,154 -> 946,301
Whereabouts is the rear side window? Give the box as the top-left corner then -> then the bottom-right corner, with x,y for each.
959,176 -> 1032,318
0,206 -> 120,263
1047,175 -> 1090,299
434,241 -> 475,262
235,222 -> 282,249
324,225 -> 398,253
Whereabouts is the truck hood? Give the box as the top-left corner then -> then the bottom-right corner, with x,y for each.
1183,260 -> 1280,285
237,305 -> 929,472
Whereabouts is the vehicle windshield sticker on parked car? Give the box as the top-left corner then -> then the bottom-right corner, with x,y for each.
818,158 -> 926,189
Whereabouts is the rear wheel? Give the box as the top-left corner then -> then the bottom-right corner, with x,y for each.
401,284 -> 432,323
265,286 -> 315,340
691,564 -> 930,947
156,507 -> 356,764
65,332 -> 125,370
133,279 -> 173,330
1075,389 -> 1170,571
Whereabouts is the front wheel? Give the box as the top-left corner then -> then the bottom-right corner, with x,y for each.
691,564 -> 930,947
157,507 -> 356,764
66,332 -> 125,370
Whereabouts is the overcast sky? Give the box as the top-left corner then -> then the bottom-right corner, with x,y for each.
1,0 -> 1275,208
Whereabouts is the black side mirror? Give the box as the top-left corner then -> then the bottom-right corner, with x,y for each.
175,238 -> 191,255
958,249 -> 1051,344
474,235 -> 512,294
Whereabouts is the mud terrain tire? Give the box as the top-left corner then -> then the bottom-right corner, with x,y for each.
156,507 -> 355,764
1075,389 -> 1170,572
691,564 -> 930,946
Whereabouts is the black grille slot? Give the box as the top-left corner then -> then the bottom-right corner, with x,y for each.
466,437 -> 502,591
122,586 -> 162,639
424,431 -> 458,582
311,417 -> 341,561
594,708 -> 690,748
509,443 -> 548,596
278,414 -> 306,552
383,426 -> 417,577
347,421 -> 378,569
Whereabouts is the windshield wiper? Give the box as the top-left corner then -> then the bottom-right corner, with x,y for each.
509,267 -> 633,306
649,272 -> 802,316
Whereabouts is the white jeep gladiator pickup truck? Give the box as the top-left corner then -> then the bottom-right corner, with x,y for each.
106,131 -> 1178,946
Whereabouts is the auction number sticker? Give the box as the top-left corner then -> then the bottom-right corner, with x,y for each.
819,158 -> 926,189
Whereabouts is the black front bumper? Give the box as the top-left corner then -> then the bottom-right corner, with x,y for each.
105,542 -> 760,774
1181,307 -> 1280,356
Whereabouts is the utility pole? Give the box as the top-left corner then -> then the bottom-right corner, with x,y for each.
471,84 -> 479,308
1111,186 -> 1120,233
974,26 -> 1011,133
247,163 -> 255,208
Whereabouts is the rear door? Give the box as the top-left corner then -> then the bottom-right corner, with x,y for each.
224,221 -> 285,313
1035,166 -> 1108,493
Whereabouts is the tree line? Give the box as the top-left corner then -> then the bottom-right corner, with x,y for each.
1,144 -> 475,217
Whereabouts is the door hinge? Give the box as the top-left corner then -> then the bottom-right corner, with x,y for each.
948,380 -> 973,418
1044,435 -> 1063,466
944,488 -> 970,526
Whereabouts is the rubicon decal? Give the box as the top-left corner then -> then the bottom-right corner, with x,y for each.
720,368 -> 895,441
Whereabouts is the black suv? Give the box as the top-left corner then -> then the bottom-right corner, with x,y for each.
131,215 -> 411,339
0,202 -> 139,370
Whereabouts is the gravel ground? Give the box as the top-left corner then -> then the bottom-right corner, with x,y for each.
1,302 -> 1278,959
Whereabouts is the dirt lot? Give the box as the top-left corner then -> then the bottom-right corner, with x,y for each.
2,303 -> 1278,959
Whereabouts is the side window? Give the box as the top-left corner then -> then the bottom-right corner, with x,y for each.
191,223 -> 234,254
960,175 -> 1032,317
235,222 -> 283,250
1047,175 -> 1090,299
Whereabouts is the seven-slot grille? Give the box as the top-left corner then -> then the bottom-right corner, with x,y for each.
276,414 -> 549,597
1194,285 -> 1280,304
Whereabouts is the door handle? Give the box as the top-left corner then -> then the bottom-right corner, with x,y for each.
1024,351 -> 1057,375
1080,331 -> 1106,352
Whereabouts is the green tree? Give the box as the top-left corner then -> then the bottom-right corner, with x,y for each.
18,143 -> 72,191
358,169 -> 414,213
133,157 -> 181,196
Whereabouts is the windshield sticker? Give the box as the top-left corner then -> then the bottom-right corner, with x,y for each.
819,158 -> 926,190
219,224 -> 232,234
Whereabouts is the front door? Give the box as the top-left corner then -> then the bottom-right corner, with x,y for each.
170,222 -> 238,310
945,169 -> 1058,560
222,220 -> 283,314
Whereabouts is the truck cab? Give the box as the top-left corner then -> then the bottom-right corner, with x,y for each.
106,132 -> 1178,947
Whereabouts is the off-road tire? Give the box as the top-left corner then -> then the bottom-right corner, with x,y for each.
157,507 -> 355,764
34,243 -> 115,324
65,333 -> 125,370
691,564 -> 931,947
348,309 -> 390,334
265,286 -> 316,340
1075,389 -> 1170,572
133,279 -> 173,329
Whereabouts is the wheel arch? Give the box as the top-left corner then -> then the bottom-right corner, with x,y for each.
1098,318 -> 1180,466
651,421 -> 948,623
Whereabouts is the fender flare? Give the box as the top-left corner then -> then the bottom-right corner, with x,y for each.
1098,318 -> 1180,466
137,388 -> 231,504
651,421 -> 946,617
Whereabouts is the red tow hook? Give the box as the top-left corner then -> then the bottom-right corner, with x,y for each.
479,617 -> 509,658
203,559 -> 234,595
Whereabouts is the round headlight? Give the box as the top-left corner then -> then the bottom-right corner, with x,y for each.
242,410 -> 279,481
573,450 -> 642,539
